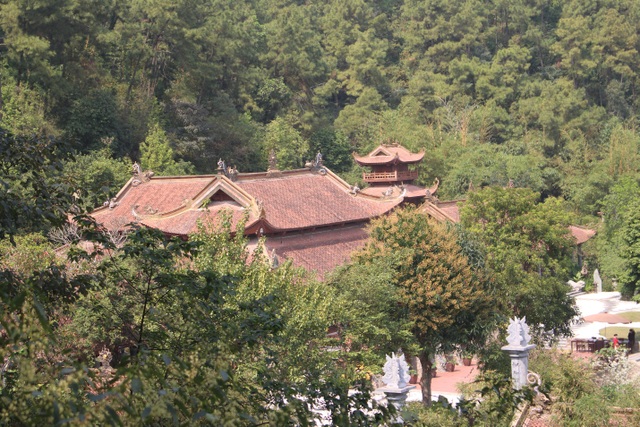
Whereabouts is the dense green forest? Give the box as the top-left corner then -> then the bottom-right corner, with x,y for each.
4,0 -> 640,290
3,0 -> 640,424
2,0 -> 639,200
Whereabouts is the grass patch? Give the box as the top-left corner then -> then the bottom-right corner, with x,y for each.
598,326 -> 632,339
617,311 -> 640,322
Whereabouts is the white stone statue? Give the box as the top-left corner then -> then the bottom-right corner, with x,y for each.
382,352 -> 411,389
594,269 -> 602,293
506,316 -> 531,347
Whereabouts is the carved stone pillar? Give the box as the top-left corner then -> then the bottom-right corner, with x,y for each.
501,316 -> 536,390
501,344 -> 536,389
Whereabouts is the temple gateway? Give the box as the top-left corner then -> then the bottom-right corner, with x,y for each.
92,143 -> 437,279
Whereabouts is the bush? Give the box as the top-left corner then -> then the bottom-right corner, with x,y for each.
561,393 -> 610,427
402,402 -> 462,427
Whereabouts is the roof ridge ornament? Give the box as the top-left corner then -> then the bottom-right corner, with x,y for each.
270,249 -> 279,269
217,158 -> 239,181
266,149 -> 283,177
131,161 -> 154,187
103,197 -> 119,209
306,151 -> 327,175
217,158 -> 226,175
267,149 -> 278,172
256,199 -> 266,219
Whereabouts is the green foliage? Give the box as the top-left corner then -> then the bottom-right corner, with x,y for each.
461,187 -> 578,340
0,0 -> 639,228
327,256 -> 417,375
347,207 -> 497,405
263,116 -> 309,169
0,79 -> 59,137
441,144 -> 547,199
0,128 -> 73,240
61,146 -> 131,209
309,128 -> 353,173
457,372 -> 535,427
529,349 -> 600,424
562,394 -> 611,427
65,89 -> 120,151
140,123 -> 195,176
2,216 -> 395,425
0,233 -> 56,275
595,177 -> 640,298
402,402 -> 463,426
170,99 -> 263,173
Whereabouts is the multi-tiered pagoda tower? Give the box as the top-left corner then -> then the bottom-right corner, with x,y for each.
353,141 -> 438,204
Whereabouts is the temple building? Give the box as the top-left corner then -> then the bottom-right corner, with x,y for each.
91,147 -> 432,279
353,142 -> 438,203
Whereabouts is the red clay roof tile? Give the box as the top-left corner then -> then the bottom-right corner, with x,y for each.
235,172 -> 401,231
569,225 -> 597,245
265,226 -> 369,280
92,169 -> 401,236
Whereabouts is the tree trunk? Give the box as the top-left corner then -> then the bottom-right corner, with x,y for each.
418,352 -> 433,406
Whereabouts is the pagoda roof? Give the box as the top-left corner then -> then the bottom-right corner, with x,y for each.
353,143 -> 425,166
91,167 -> 404,238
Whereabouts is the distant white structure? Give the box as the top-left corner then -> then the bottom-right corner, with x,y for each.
594,269 -> 603,293
567,279 -> 585,293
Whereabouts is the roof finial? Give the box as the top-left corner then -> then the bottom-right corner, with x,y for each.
217,158 -> 226,175
270,249 -> 279,269
267,149 -> 278,171
131,161 -> 154,187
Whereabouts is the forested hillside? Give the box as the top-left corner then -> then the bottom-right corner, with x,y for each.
2,0 -> 639,209
4,1 -> 640,424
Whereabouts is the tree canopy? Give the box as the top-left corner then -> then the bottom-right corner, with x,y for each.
460,187 -> 578,339
335,207 -> 497,405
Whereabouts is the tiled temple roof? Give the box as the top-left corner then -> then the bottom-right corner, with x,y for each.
264,225 -> 370,280
353,143 -> 425,166
421,200 -> 463,223
235,170 -> 401,232
91,175 -> 261,235
91,166 -> 404,275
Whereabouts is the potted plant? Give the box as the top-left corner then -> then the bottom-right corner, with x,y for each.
461,350 -> 473,366
444,354 -> 456,372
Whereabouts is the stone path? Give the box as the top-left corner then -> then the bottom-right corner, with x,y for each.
404,360 -> 480,406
